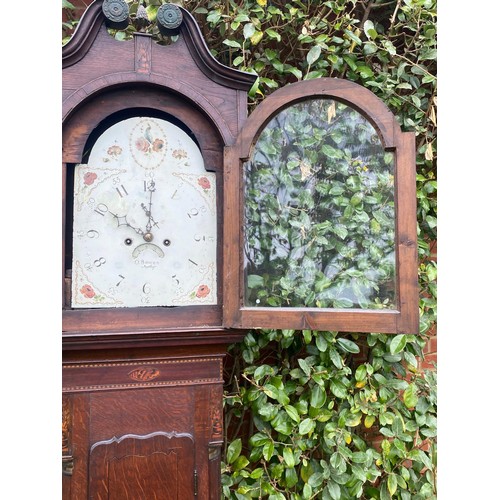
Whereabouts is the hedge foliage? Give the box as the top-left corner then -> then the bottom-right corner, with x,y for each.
63,1 -> 437,498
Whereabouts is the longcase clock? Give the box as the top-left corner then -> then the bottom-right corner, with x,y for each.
62,1 -> 418,498
62,2 -> 254,498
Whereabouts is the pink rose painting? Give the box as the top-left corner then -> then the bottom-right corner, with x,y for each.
152,139 -> 164,152
135,136 -> 150,153
80,284 -> 95,299
198,176 -> 211,190
135,136 -> 165,154
83,172 -> 97,185
196,284 -> 210,299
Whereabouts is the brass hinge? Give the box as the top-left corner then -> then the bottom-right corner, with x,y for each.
194,469 -> 198,496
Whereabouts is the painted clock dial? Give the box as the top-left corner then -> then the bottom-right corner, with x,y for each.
71,117 -> 217,308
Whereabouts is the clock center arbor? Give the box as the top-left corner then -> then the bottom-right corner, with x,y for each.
62,1 -> 418,498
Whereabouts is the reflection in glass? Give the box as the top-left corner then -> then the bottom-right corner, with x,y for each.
243,99 -> 396,309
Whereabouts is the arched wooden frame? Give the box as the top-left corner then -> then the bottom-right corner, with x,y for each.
62,86 -> 227,335
223,78 -> 419,334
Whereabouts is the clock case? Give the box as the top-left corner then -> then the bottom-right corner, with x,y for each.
62,4 -> 253,497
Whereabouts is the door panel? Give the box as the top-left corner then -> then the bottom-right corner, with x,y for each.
89,432 -> 195,500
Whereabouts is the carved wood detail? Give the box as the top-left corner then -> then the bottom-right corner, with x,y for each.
89,431 -> 195,499
63,357 -> 223,392
62,396 -> 71,456
128,366 -> 161,382
135,32 -> 152,74
209,385 -> 223,440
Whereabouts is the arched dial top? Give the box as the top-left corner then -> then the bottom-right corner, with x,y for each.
71,116 -> 217,309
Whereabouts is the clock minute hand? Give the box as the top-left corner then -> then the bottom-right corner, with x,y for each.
142,181 -> 160,232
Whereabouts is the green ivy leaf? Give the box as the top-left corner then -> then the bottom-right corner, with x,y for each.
403,383 -> 419,409
251,31 -> 264,45
363,20 -> 378,40
285,467 -> 299,488
233,455 -> 249,471
223,39 -> 242,49
303,483 -> 313,498
308,472 -> 324,488
327,480 -> 341,500
345,412 -> 362,427
227,438 -> 242,464
243,22 -> 256,40
283,447 -> 295,468
351,451 -> 367,464
263,440 -> 274,461
380,480 -> 391,500
265,28 -> 282,42
337,338 -> 360,354
247,274 -> 264,288
299,417 -> 315,435
355,364 -> 367,382
390,334 -> 407,354
311,385 -> 327,408
388,473 -> 398,496
263,383 -> 280,400
298,358 -> 312,377
254,364 -> 274,381
306,45 -> 321,65
284,404 -> 300,423
303,329 -> 312,344
315,333 -> 328,352
329,347 -> 344,369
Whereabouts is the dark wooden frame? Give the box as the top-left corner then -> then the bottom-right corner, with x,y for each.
63,87 -> 226,336
223,78 -> 419,334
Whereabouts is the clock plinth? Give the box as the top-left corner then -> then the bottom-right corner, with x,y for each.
63,330 -> 245,499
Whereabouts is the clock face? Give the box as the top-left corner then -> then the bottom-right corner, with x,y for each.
71,117 -> 217,308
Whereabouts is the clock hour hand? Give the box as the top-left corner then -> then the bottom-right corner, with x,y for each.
108,210 -> 145,236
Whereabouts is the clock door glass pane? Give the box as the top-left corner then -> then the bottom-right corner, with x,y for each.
243,99 -> 396,309
71,117 -> 217,308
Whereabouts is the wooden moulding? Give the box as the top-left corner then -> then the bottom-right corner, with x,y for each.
223,78 -> 419,335
62,1 -> 256,90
